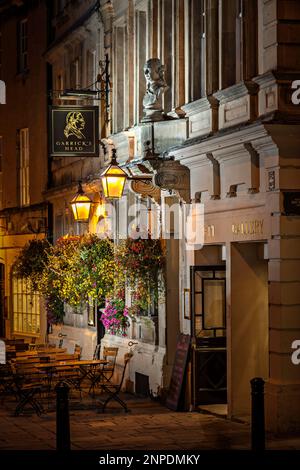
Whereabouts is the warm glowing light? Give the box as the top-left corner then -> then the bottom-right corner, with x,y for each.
100,149 -> 127,199
70,182 -> 92,222
96,200 -> 107,219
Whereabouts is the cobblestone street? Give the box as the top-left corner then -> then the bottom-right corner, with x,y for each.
0,395 -> 299,451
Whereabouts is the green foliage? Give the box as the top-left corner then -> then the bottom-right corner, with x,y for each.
76,234 -> 116,304
12,239 -> 50,290
13,234 -> 117,325
12,234 -> 165,326
115,238 -> 165,316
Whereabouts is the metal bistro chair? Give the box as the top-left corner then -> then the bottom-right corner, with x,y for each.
88,346 -> 118,397
93,344 -> 101,360
99,352 -> 133,413
0,364 -> 16,403
102,347 -> 118,381
11,361 -> 46,416
74,344 -> 82,359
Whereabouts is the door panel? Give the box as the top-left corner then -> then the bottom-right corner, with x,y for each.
191,265 -> 227,406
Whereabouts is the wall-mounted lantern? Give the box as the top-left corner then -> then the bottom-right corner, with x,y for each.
70,181 -> 93,222
100,149 -> 127,199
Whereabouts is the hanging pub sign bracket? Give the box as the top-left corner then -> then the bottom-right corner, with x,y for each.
49,106 -> 99,157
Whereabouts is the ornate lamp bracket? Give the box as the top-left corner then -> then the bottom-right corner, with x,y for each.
153,157 -> 190,203
129,179 -> 161,204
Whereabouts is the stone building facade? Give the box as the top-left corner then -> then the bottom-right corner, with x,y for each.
0,0 -> 299,434
0,0 -> 49,342
44,0 -> 107,359
96,0 -> 300,433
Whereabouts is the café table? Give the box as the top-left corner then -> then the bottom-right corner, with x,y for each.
35,359 -> 108,396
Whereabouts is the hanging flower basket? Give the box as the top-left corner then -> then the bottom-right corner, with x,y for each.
13,234 -> 119,325
115,237 -> 165,317
115,237 -> 165,288
12,238 -> 50,290
100,297 -> 130,337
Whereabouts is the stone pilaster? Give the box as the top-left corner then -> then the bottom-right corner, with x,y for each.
265,124 -> 300,433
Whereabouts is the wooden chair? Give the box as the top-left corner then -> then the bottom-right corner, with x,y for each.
0,364 -> 16,402
11,362 -> 46,416
16,350 -> 37,358
102,347 -> 118,382
52,354 -> 82,395
86,347 -> 118,397
74,344 -> 82,359
99,352 -> 133,413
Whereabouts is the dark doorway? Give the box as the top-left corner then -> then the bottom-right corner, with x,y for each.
191,265 -> 227,406
135,372 -> 150,397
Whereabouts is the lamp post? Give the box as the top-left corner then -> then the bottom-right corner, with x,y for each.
70,181 -> 93,223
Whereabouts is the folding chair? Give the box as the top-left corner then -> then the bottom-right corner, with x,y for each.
0,364 -> 16,403
12,363 -> 46,416
102,347 -> 118,382
93,344 -> 101,360
99,352 -> 133,413
74,344 -> 82,359
88,346 -> 119,397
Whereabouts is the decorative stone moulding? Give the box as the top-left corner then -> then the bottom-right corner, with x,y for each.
213,142 -> 260,198
182,96 -> 219,139
214,81 -> 258,130
253,71 -> 300,121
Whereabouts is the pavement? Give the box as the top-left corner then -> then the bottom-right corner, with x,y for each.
0,393 -> 300,451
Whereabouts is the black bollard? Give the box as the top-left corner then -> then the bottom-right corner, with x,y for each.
56,381 -> 71,451
250,377 -> 265,452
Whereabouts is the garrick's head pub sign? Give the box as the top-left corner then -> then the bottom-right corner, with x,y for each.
50,106 -> 99,157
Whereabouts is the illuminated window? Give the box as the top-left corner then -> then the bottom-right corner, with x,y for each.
18,128 -> 30,207
12,277 -> 41,336
0,31 -> 2,79
18,19 -> 28,72
0,137 -> 3,210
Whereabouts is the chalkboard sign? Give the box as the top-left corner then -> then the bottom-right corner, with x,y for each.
166,333 -> 191,411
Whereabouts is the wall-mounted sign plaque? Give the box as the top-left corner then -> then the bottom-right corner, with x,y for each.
283,192 -> 300,216
50,106 -> 99,157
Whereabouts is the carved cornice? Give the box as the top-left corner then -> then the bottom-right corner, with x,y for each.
182,95 -> 219,116
213,144 -> 250,164
214,80 -> 259,104
254,71 -> 300,88
171,122 -> 270,163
